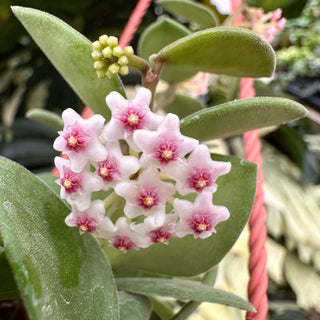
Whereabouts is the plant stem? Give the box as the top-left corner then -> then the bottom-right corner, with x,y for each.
128,54 -> 150,74
104,192 -> 119,209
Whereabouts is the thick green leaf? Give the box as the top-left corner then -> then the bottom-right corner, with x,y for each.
37,172 -> 61,196
119,291 -> 152,320
0,248 -> 19,300
26,109 -> 63,131
105,154 -> 256,276
171,267 -> 218,320
157,0 -> 219,28
12,6 -> 125,120
162,94 -> 204,118
116,278 -> 254,312
0,157 -> 119,320
156,27 -> 276,78
180,97 -> 308,141
138,18 -> 195,82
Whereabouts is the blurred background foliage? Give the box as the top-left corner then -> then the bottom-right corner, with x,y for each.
0,0 -> 320,319
0,0 -> 157,172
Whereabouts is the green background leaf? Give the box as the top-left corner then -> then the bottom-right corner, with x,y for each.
157,27 -> 276,78
180,97 -> 308,141
162,94 -> 204,118
105,154 -> 256,276
26,109 -> 64,131
12,6 -> 125,120
157,0 -> 219,28
116,277 -> 254,311
138,18 -> 195,82
119,291 -> 152,320
0,248 -> 19,300
0,157 -> 119,320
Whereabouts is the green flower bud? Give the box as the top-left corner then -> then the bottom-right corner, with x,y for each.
92,41 -> 102,51
119,65 -> 129,76
92,34 -> 134,79
102,47 -> 113,59
118,55 -> 128,66
99,35 -> 109,46
107,36 -> 118,48
91,50 -> 103,60
94,60 -> 105,70
96,70 -> 106,79
113,46 -> 124,58
124,46 -> 134,57
106,69 -> 114,79
108,63 -> 120,75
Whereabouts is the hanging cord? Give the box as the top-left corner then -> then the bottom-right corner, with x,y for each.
119,0 -> 153,47
231,0 -> 269,318
241,79 -> 268,320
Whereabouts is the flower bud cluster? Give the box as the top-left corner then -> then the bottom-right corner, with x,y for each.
91,35 -> 134,79
54,87 -> 231,252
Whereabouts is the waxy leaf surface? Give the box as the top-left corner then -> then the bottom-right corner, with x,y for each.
116,277 -> 254,311
157,0 -> 219,28
180,97 -> 308,141
12,6 -> 125,120
105,154 -> 256,276
119,291 -> 152,320
157,27 -> 276,78
0,157 -> 119,320
138,18 -> 195,82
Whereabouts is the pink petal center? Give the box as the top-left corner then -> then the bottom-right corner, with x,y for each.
117,104 -> 147,132
153,141 -> 178,163
189,213 -> 212,234
76,215 -> 98,233
60,170 -> 82,194
148,227 -> 173,243
188,169 -> 212,191
63,127 -> 88,152
112,236 -> 136,252
137,190 -> 159,210
98,158 -> 120,182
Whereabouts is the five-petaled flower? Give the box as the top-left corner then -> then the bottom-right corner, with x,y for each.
133,113 -> 198,174
54,108 -> 107,172
169,144 -> 231,195
103,87 -> 163,151
174,191 -> 230,239
115,168 -> 175,227
65,200 -> 116,237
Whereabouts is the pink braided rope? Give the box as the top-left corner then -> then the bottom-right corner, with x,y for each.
119,0 -> 153,47
231,1 -> 269,317
241,78 -> 268,320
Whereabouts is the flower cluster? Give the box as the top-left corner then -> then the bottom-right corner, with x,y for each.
245,7 -> 286,42
54,87 -> 231,252
91,35 -> 134,79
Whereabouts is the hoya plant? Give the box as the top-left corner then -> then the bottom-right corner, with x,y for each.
0,1 -> 307,319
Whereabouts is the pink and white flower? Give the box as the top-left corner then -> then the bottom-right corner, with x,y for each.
133,213 -> 178,245
133,113 -> 198,173
53,108 -> 107,172
103,87 -> 163,151
115,168 -> 175,227
94,141 -> 140,189
65,200 -> 116,237
169,144 -> 231,195
55,156 -> 104,210
174,191 -> 230,239
108,217 -> 149,252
